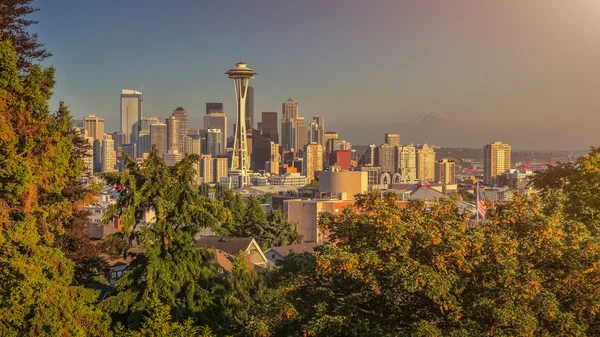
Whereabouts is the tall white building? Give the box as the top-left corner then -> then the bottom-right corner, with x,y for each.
120,89 -> 143,144
396,145 -> 417,183
303,142 -> 323,183
416,144 -> 436,182
101,134 -> 116,172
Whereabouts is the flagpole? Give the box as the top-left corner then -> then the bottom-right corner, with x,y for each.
476,181 -> 479,225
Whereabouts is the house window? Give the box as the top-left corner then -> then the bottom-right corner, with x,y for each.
272,254 -> 276,259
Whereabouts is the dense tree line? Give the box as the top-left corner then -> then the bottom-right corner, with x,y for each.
4,2 -> 600,336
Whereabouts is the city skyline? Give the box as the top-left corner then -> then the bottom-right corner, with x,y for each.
38,1 -> 600,150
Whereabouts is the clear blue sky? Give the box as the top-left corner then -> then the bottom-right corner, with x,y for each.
34,0 -> 600,149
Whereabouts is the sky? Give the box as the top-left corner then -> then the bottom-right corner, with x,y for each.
33,0 -> 600,150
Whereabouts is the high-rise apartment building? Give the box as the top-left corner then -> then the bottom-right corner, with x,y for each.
120,89 -> 143,144
214,157 -> 229,183
84,115 -> 105,172
416,144 -> 436,182
385,133 -> 401,147
375,144 -> 396,174
186,135 -> 202,155
396,145 -> 417,183
101,134 -> 116,172
204,111 -> 227,151
303,142 -> 323,183
206,129 -> 223,157
437,159 -> 456,185
281,98 -> 299,150
150,122 -> 168,157
261,112 -> 278,143
245,86 -> 254,129
199,154 -> 213,183
171,107 -> 188,154
166,117 -> 179,153
484,142 -> 512,185
206,103 -> 224,115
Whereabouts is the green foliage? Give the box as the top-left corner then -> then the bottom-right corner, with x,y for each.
217,191 -> 302,250
0,39 -> 109,336
205,253 -> 296,337
0,0 -> 51,69
268,188 -> 600,336
115,297 -> 215,337
100,150 -> 229,329
533,147 -> 600,233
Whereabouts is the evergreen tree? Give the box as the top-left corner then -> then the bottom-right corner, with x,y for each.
0,40 -> 109,336
99,151 -> 229,329
0,0 -> 51,69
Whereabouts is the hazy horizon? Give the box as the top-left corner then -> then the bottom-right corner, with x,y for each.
36,0 -> 600,150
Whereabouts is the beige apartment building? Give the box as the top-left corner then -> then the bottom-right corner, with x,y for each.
484,142 -> 511,185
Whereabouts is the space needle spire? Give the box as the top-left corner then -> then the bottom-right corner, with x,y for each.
225,61 -> 256,188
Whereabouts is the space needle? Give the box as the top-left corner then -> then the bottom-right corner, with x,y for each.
225,61 -> 256,188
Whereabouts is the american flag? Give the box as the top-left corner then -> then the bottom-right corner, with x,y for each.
476,188 -> 487,220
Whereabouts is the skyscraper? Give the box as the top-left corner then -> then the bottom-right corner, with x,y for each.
295,117 -> 308,153
166,117 -> 179,153
120,89 -> 143,144
140,117 -> 161,132
484,142 -> 512,185
281,98 -> 299,151
84,114 -> 104,172
199,154 -> 213,183
385,133 -> 401,147
186,135 -> 202,155
303,142 -> 323,183
101,134 -> 116,172
214,157 -> 229,183
171,107 -> 189,154
204,111 -> 227,152
245,86 -> 254,130
206,103 -> 224,115
437,159 -> 456,185
396,145 -> 417,183
137,131 -> 151,158
416,144 -> 436,182
84,115 -> 104,141
150,122 -> 167,157
375,144 -> 395,174
310,114 -> 325,146
261,112 -> 278,143
206,129 -> 223,157
226,61 -> 256,188
111,132 -> 125,153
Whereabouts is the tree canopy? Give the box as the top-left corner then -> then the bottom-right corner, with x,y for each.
0,39 -> 109,336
